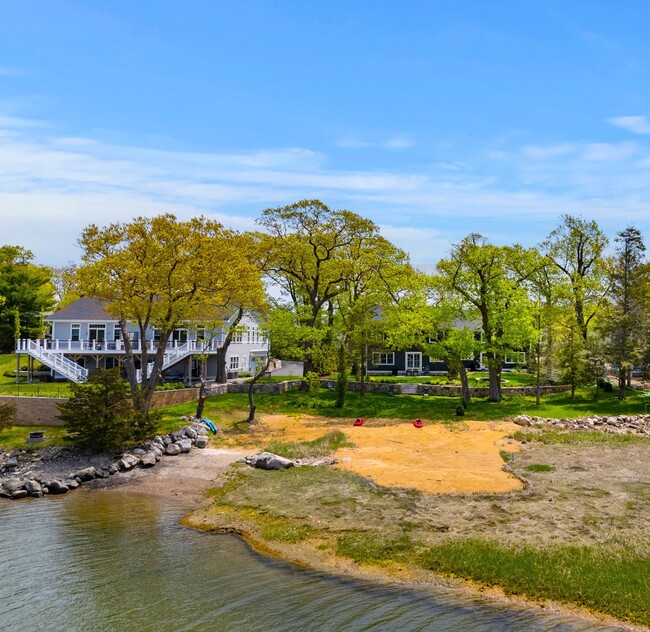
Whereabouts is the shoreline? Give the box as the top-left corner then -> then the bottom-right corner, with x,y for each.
97,444 -> 643,631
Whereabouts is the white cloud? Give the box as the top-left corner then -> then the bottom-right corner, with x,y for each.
336,134 -> 414,150
522,143 -> 576,159
607,115 -> 650,135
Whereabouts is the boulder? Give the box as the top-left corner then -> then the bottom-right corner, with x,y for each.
165,443 -> 181,456
11,489 -> 29,500
47,480 -> 69,494
513,415 -> 531,426
185,427 -> 198,440
119,454 -> 140,471
3,456 -> 18,470
140,452 -> 157,468
25,480 -> 42,495
63,479 -> 80,489
177,439 -> 192,453
72,466 -> 97,482
131,448 -> 146,457
195,435 -> 209,449
246,452 -> 294,471
170,430 -> 185,442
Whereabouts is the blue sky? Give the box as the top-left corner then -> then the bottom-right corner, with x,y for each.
2,1 -> 650,267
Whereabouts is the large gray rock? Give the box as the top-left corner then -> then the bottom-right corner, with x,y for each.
177,439 -> 192,453
140,452 -> 157,468
119,454 -> 140,471
185,427 -> 198,440
3,478 -> 24,494
47,480 -> 69,494
63,479 -> 80,489
72,466 -> 97,482
246,452 -> 295,471
3,456 -> 18,470
131,448 -> 146,457
195,435 -> 209,449
11,489 -> 28,500
165,443 -> 181,456
25,480 -> 42,495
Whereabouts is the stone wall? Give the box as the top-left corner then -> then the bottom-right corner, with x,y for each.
0,396 -> 66,426
226,380 -> 304,394
2,387 -> 198,427
320,380 -> 571,397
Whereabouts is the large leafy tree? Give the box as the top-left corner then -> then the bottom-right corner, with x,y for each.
257,200 -> 404,376
437,234 -> 539,402
0,245 -> 55,352
75,214 -> 265,416
542,215 -> 610,342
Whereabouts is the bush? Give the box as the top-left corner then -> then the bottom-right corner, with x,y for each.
0,401 -> 16,433
455,404 -> 465,416
238,371 -> 252,378
154,382 -> 187,391
305,371 -> 321,396
597,378 -> 614,392
58,369 -> 159,452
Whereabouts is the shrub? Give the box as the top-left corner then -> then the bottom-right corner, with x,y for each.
58,369 -> 159,452
597,378 -> 614,392
305,371 -> 321,396
238,371 -> 252,378
0,401 -> 16,433
455,404 -> 465,416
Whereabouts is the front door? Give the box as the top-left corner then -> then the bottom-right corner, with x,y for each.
89,324 -> 106,343
172,329 -> 188,343
405,352 -> 422,371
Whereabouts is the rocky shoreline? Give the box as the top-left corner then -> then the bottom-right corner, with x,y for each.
0,420 -> 211,500
510,413 -> 650,435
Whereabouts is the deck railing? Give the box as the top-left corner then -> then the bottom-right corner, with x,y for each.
16,338 -> 224,354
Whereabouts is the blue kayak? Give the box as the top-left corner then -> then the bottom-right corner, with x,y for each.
202,417 -> 218,434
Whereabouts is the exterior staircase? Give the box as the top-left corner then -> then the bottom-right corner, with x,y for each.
400,383 -> 420,395
17,339 -> 88,383
135,342 -> 195,384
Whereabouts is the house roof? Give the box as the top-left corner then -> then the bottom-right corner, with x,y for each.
45,297 -> 115,322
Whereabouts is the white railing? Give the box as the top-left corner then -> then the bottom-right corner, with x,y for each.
17,339 -> 88,383
17,338 -> 225,354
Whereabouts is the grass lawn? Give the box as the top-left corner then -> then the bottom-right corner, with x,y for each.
160,386 -> 649,430
0,425 -> 70,450
368,371 -> 538,387
0,354 -> 71,397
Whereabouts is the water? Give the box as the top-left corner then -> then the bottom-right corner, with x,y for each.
0,490 -> 626,632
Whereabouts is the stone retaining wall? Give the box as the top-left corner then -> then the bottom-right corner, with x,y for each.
1,387 -> 199,426
0,396 -> 65,426
226,380 -> 304,394
320,380 -> 571,397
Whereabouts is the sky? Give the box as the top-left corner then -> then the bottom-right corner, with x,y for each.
2,0 -> 650,267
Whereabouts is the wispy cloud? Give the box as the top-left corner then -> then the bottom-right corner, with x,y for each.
336,134 -> 414,150
607,115 -> 650,135
2,114 -> 650,266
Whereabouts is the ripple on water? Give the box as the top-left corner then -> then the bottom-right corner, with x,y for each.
0,491 -> 629,632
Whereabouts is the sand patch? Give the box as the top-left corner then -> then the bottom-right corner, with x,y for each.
243,415 -> 522,494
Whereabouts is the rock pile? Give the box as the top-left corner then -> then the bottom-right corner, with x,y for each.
0,421 -> 210,501
511,414 -> 650,435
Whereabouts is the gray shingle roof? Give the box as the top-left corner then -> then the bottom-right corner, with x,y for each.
45,297 -> 114,321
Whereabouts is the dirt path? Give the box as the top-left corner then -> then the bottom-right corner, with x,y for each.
239,414 -> 522,494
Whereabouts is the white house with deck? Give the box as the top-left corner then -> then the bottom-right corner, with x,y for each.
15,297 -> 269,384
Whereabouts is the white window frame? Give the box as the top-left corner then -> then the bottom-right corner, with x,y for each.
229,356 -> 240,370
70,323 -> 80,342
372,352 -> 395,365
405,352 -> 422,370
89,323 -> 106,342
505,351 -> 526,364
113,324 -> 122,340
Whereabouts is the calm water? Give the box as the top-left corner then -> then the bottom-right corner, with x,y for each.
0,490 -> 627,632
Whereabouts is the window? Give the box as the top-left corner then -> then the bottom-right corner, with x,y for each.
104,357 -> 118,370
71,323 -> 80,342
372,352 -> 395,365
172,328 -> 188,343
113,324 -> 121,340
196,326 -> 206,341
505,351 -> 526,364
232,330 -> 243,343
152,328 -> 162,342
405,352 -> 422,370
89,324 -> 106,343
229,356 -> 240,370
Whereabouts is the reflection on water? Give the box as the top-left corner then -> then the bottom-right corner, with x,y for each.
0,490 -> 627,632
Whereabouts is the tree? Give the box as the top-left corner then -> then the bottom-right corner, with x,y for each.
58,369 -> 159,452
0,401 -> 16,433
542,215 -> 610,342
75,214 -> 265,416
0,245 -> 55,352
556,319 -> 588,400
257,200 -> 382,376
601,227 -> 648,399
437,234 -> 539,402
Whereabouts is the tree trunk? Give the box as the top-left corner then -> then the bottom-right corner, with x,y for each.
335,343 -> 347,409
196,358 -> 207,418
359,348 -> 367,398
458,362 -> 471,405
216,307 -> 245,383
618,366 -> 627,400
535,341 -> 542,406
247,356 -> 272,422
487,356 -> 502,402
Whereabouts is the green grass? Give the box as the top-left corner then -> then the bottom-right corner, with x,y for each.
160,387 -> 650,427
336,532 -> 415,564
0,425 -> 70,449
525,463 -> 555,472
512,428 -> 650,445
418,539 -> 650,627
263,430 -> 354,459
0,354 -> 71,397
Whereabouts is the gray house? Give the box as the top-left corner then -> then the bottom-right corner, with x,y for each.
15,297 -> 269,384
